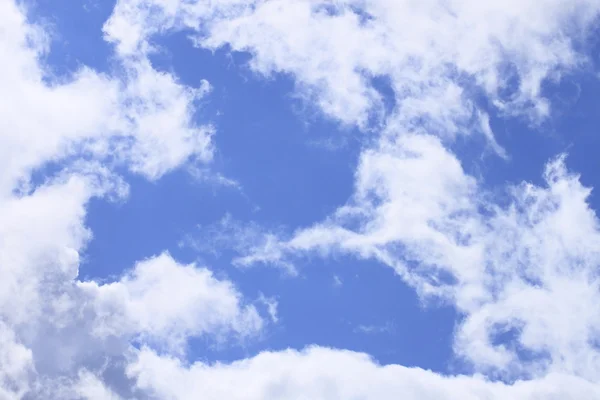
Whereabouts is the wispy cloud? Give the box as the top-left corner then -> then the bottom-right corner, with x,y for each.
354,322 -> 394,335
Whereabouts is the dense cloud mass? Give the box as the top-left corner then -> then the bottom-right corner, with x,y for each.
2,0 -> 600,398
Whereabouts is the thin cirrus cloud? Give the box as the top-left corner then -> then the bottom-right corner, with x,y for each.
2,0 -> 600,399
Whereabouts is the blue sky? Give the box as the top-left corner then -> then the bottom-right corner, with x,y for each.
4,0 -> 600,398
75,2 -> 455,371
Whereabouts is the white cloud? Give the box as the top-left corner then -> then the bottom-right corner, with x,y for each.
115,60 -> 214,179
208,0 -> 598,127
79,253 -> 264,354
0,0 -> 213,191
0,172 -> 117,328
0,323 -> 33,399
105,0 -> 600,140
71,371 -> 122,400
127,346 -> 600,400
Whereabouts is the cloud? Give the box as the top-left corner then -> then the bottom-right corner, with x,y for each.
115,60 -> 214,179
127,346 -> 600,400
0,172 -> 118,329
106,0 -> 600,139
0,323 -> 33,399
0,0 -> 213,190
71,371 -> 121,400
78,253 -> 264,354
205,0 -> 600,127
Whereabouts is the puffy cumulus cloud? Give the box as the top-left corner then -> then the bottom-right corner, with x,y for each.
0,324 -> 33,399
113,59 -> 214,179
78,253 -> 264,353
69,372 -> 121,400
106,0 -> 600,140
128,346 -> 600,400
0,171 -> 113,399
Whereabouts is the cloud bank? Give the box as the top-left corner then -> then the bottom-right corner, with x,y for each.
2,0 -> 600,398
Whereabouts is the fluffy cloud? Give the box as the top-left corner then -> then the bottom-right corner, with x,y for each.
106,0 -> 600,135
0,0 -> 212,189
0,324 -> 32,399
128,346 -> 600,400
79,253 -> 263,353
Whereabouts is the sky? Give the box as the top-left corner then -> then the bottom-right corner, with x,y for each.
3,0 -> 600,398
